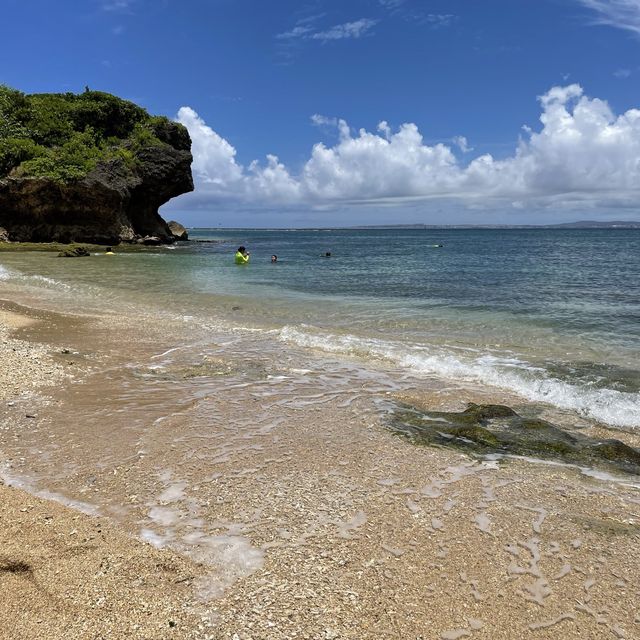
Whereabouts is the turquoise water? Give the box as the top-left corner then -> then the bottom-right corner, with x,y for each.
1,228 -> 639,428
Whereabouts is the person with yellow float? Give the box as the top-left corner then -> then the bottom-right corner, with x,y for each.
234,246 -> 250,265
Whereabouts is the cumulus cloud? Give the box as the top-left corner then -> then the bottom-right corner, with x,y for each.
176,107 -> 243,190
453,136 -> 473,153
578,0 -> 640,35
175,85 -> 640,211
176,107 -> 300,203
310,114 -> 338,127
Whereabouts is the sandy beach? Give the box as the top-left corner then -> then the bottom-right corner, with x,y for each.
0,304 -> 212,640
1,296 -> 639,640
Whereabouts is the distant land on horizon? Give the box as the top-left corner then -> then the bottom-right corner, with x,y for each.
189,220 -> 640,231
349,220 -> 640,230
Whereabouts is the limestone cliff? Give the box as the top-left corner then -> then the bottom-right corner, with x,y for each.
0,86 -> 193,244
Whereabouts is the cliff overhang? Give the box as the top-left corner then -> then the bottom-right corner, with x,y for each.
0,87 -> 193,244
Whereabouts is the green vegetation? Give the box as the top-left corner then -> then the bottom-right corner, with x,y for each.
0,85 -> 176,182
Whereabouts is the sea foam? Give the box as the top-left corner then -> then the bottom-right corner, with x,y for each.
279,325 -> 640,429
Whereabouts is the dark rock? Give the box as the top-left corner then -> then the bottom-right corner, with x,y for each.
389,402 -> 640,475
167,220 -> 188,240
0,126 -> 193,245
463,403 -> 518,420
586,439 -> 640,468
57,246 -> 90,257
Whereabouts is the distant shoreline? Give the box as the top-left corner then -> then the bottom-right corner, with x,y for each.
186,220 -> 640,231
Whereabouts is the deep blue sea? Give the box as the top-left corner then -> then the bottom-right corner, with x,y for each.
1,228 -> 639,428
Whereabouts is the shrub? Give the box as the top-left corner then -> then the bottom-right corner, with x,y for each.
0,138 -> 46,175
0,84 -> 188,181
0,85 -> 32,139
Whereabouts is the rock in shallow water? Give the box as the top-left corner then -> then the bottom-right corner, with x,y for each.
389,402 -> 640,475
167,220 -> 188,240
57,246 -> 90,257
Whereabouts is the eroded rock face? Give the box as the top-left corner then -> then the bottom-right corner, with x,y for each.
0,125 -> 193,245
389,402 -> 640,475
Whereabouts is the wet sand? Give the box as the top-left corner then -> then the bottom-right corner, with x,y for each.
0,304 -> 211,640
1,298 -> 639,639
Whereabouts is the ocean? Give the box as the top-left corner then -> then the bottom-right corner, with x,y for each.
1,227 -> 638,429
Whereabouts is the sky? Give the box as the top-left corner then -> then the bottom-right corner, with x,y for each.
2,0 -> 640,227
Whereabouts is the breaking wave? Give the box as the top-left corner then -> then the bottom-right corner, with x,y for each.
279,325 -> 640,429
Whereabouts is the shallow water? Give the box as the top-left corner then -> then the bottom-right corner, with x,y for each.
1,278 -> 639,633
1,228 -> 638,428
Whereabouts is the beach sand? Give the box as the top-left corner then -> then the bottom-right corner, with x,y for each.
0,304 -> 210,640
1,298 -> 639,639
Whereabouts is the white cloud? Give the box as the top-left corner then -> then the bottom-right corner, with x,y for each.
102,0 -> 134,12
308,18 -> 377,42
176,107 -> 300,203
276,25 -> 314,40
277,18 -> 377,42
175,85 -> 640,212
379,0 -> 406,7
423,14 -> 456,27
578,0 -> 640,35
453,136 -> 473,153
614,67 -> 632,77
310,114 -> 338,127
176,107 -> 243,190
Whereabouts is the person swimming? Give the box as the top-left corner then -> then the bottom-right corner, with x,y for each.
271,255 -> 278,263
235,246 -> 250,264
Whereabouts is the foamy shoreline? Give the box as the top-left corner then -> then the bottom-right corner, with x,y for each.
1,297 -> 640,639
0,303 -> 210,640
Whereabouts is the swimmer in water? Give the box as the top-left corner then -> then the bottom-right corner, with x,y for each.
235,246 -> 250,265
271,255 -> 278,263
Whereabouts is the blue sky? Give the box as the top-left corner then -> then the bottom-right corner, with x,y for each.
3,0 -> 640,226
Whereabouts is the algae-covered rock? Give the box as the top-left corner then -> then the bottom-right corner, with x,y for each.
389,402 -> 640,475
58,246 -> 90,257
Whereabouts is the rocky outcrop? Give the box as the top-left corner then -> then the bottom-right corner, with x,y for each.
58,246 -> 90,257
0,124 -> 193,245
390,402 -> 640,475
167,220 -> 188,240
